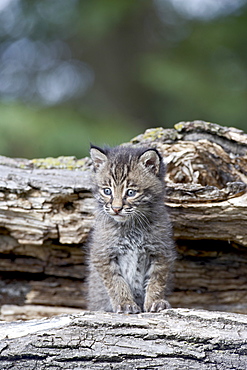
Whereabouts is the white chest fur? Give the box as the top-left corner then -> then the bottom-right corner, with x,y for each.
118,247 -> 149,297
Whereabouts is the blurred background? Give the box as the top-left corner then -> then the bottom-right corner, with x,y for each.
0,0 -> 247,159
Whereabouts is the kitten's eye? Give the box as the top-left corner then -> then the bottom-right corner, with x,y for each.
126,189 -> 136,197
103,188 -> 112,196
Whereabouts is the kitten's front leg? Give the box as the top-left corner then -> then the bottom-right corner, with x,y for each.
144,256 -> 171,312
93,255 -> 141,314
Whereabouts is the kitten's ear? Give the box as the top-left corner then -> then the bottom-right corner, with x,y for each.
139,149 -> 161,175
90,146 -> 107,170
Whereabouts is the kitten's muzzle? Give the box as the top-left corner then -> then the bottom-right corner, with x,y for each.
111,206 -> 123,214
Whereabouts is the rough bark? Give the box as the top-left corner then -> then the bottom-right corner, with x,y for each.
0,120 -> 247,318
132,121 -> 247,245
0,308 -> 247,370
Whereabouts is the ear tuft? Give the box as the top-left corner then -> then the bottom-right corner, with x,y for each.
90,146 -> 107,170
139,149 -> 161,175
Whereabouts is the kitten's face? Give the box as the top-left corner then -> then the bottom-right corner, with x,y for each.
98,180 -> 141,222
90,145 -> 164,223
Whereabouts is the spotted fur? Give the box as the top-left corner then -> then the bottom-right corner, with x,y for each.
87,144 -> 175,313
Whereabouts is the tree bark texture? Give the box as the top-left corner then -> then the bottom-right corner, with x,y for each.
0,308 -> 247,370
0,120 -> 247,318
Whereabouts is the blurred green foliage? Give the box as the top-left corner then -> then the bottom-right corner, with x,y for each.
0,104 -> 140,158
0,0 -> 246,158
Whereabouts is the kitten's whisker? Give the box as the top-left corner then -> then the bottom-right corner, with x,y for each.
134,209 -> 150,230
134,215 -> 146,232
97,208 -> 108,229
134,209 -> 151,230
139,212 -> 150,228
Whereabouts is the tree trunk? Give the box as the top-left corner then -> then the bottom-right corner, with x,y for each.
0,308 -> 247,369
0,120 -> 247,319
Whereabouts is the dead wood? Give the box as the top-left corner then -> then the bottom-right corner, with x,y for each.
0,308 -> 247,370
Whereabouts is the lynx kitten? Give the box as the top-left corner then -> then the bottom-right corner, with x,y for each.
87,144 -> 175,313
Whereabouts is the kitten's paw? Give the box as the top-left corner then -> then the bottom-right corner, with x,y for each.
145,299 -> 171,313
116,303 -> 141,314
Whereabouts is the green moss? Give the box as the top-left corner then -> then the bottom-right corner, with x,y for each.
143,127 -> 165,140
131,126 -> 180,144
131,127 -> 167,143
174,122 -> 185,131
31,156 -> 91,170
19,163 -> 28,169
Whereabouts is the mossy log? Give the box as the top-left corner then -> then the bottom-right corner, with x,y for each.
0,120 -> 247,320
0,308 -> 247,369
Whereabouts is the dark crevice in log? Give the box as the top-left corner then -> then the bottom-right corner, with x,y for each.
169,239 -> 247,313
0,271 -> 87,308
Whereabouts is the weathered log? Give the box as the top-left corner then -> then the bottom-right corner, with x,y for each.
132,121 -> 247,245
0,120 -> 246,247
0,120 -> 247,318
0,155 -> 94,245
0,309 -> 247,369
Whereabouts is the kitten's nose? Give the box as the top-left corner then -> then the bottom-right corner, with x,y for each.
112,206 -> 122,214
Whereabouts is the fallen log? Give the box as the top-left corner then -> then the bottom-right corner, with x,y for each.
0,120 -> 247,318
0,308 -> 246,369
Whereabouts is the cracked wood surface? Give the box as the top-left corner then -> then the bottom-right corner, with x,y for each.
0,308 -> 247,369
